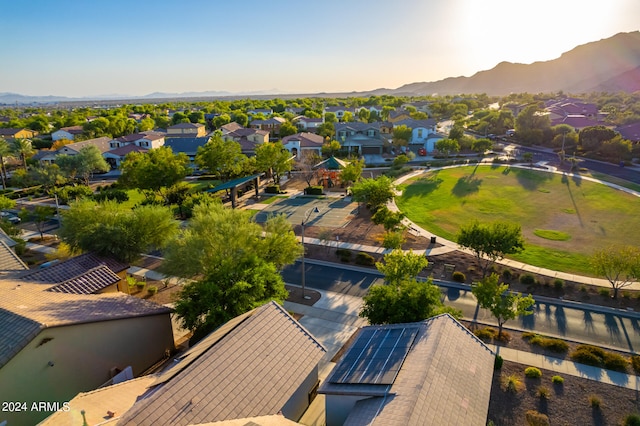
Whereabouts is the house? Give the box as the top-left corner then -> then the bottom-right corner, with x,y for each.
0,127 -> 38,139
37,136 -> 113,165
0,238 -> 28,272
616,122 -> 640,142
281,132 -> 324,159
222,127 -> 269,145
334,122 -> 388,155
387,110 -> 412,123
393,118 -> 439,152
0,277 -> 174,425
285,106 -> 305,115
319,314 -> 494,426
295,116 -> 324,132
325,106 -> 356,121
402,101 -> 433,115
164,136 -> 210,164
103,145 -> 149,168
247,108 -> 274,116
51,125 -> 84,141
114,301 -> 325,425
166,122 -> 207,138
109,131 -> 165,150
249,117 -> 286,135
550,115 -> 609,132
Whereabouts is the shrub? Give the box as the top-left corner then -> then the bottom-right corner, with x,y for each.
502,269 -> 512,280
474,327 -> 496,341
304,185 -> 324,195
336,248 -> 352,262
147,285 -> 158,295
93,188 -> 129,203
524,367 -> 542,378
519,274 -> 536,285
264,185 -> 280,194
580,285 -> 588,293
589,394 -> 601,408
551,375 -> 564,385
624,414 -> 640,426
598,287 -> 610,297
355,252 -> 375,266
452,271 -> 466,283
632,355 -> 640,375
623,291 -> 632,299
603,352 -> 629,372
537,386 -> 550,399
504,374 -> 522,393
571,345 -> 606,367
539,338 -> 569,353
494,354 -> 503,370
525,410 -> 549,426
382,231 -> 404,250
553,278 -> 564,291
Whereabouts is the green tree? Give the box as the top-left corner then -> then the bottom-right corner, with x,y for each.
471,138 -> 493,154
321,139 -> 341,157
232,112 -> 249,127
58,145 -> 109,185
59,200 -> 178,262
579,126 -> 617,152
12,138 -> 34,171
472,273 -> 535,339
375,249 -> 427,285
392,125 -> 412,150
435,138 -> 460,158
163,203 -> 301,337
591,245 -> 640,299
278,121 -> 298,137
137,117 -> 156,132
357,108 -> 370,122
340,158 -> 364,186
0,137 -> 14,188
212,113 -> 232,129
342,111 -> 354,122
316,122 -> 335,139
159,181 -> 193,218
119,146 -> 190,191
255,141 -> 292,185
457,220 -> 524,277
195,135 -> 248,181
21,206 -> 56,240
514,104 -> 550,146
351,175 -> 395,212
371,206 -> 405,232
601,136 -> 632,163
324,112 -> 337,123
522,152 -> 534,165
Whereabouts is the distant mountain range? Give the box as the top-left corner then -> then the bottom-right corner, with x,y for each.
2,31 -> 639,105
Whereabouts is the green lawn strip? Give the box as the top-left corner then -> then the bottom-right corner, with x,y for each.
189,179 -> 222,192
509,245 -> 594,276
533,229 -> 571,241
396,165 -> 639,276
587,171 -> 640,192
261,195 -> 289,204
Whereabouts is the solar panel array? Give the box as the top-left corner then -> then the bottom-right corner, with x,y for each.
330,326 -> 419,385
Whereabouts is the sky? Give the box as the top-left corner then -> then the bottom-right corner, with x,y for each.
1,0 -> 639,98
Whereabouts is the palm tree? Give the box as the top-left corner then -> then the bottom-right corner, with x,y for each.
0,137 -> 13,188
12,138 -> 34,171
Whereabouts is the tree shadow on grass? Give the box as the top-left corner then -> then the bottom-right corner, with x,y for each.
400,173 -> 443,200
451,175 -> 482,197
511,167 -> 554,191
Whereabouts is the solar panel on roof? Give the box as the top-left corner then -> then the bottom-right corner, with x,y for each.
330,326 -> 419,385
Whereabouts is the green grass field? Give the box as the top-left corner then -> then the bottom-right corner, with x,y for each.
396,165 -> 640,275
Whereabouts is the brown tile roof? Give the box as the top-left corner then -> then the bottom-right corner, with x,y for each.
0,279 -> 171,369
320,314 -> 494,426
118,301 -> 325,426
21,253 -> 128,283
47,265 -> 121,294
58,136 -> 112,154
107,144 -> 149,156
169,122 -> 205,129
282,132 -> 324,147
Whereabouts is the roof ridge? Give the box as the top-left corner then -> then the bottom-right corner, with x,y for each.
269,301 -> 326,353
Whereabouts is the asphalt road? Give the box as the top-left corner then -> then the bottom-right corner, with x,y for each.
282,261 -> 640,352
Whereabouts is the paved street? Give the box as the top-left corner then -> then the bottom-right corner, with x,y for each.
283,260 -> 640,353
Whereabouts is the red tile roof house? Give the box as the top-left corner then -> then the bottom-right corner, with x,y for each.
319,314 -> 495,426
281,132 -> 324,159
86,301 -> 326,426
0,274 -> 174,425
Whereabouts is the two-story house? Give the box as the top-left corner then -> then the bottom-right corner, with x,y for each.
325,106 -> 356,121
51,126 -> 84,141
249,117 -> 286,136
281,132 -> 324,159
166,122 -> 206,138
393,118 -> 440,152
334,122 -> 388,155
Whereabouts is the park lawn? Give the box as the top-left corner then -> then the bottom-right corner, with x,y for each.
119,189 -> 147,209
396,165 -> 640,276
188,179 -> 222,192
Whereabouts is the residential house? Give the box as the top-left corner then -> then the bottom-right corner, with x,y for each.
249,117 -> 286,136
285,106 -> 305,115
128,113 -> 151,122
109,131 -> 166,150
295,116 -> 323,132
104,145 -> 149,168
164,136 -> 210,165
402,101 -> 433,115
51,125 -> 84,141
551,115 -> 609,132
334,122 -> 388,155
325,106 -> 356,121
247,108 -> 274,116
166,122 -> 207,138
0,237 -> 28,273
281,132 -> 324,159
221,126 -> 269,157
387,109 -> 412,123
355,105 -> 384,115
616,122 -> 640,142
319,314 -> 494,426
0,277 -> 174,425
114,301 -> 325,425
393,118 -> 439,152
38,136 -> 112,164
0,128 -> 38,140
219,122 -> 244,134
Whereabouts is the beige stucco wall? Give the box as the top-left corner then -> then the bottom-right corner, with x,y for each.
0,314 -> 174,425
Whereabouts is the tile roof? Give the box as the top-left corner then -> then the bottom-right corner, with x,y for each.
0,279 -> 171,369
118,301 -> 325,426
616,121 -> 640,142
282,132 -> 324,147
58,126 -> 84,134
0,239 -> 28,272
168,122 -> 205,130
320,314 -> 494,426
58,136 -> 113,154
0,128 -> 24,137
47,265 -> 122,294
21,253 -> 129,283
204,414 -> 303,425
164,137 -> 210,155
393,118 -> 437,129
219,122 -> 243,133
106,144 -> 149,156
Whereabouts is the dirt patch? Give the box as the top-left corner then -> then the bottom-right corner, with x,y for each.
488,361 -> 640,426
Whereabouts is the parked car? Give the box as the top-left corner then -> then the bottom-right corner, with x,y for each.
418,148 -> 427,156
0,211 -> 20,224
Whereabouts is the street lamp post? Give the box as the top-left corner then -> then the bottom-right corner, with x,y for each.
301,206 -> 320,300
